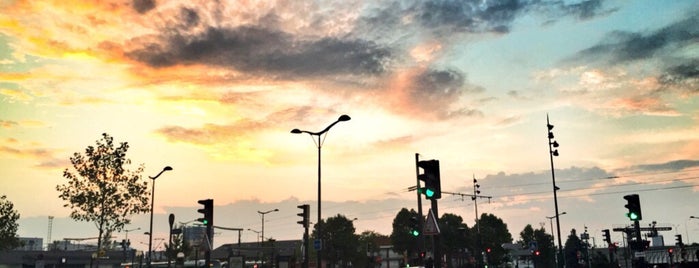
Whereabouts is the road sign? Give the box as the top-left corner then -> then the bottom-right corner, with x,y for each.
423,209 -> 440,235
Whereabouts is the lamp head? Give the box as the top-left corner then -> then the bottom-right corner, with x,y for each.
338,115 -> 351,122
552,141 -> 559,148
291,129 -> 302,134
547,124 -> 554,130
552,150 -> 559,156
164,166 -> 173,171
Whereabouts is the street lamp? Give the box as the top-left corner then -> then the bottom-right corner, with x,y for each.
124,227 -> 141,240
258,208 -> 279,267
258,209 -> 279,245
248,228 -> 262,243
148,166 -> 173,268
546,212 -> 567,250
546,115 -> 564,268
291,114 -> 351,268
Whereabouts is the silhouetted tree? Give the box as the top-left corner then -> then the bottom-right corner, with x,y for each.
519,224 -> 555,267
56,133 -> 150,254
438,213 -> 469,268
357,230 -> 388,268
312,214 -> 359,268
390,208 -> 421,261
0,195 -> 21,250
564,229 -> 584,268
477,213 -> 513,266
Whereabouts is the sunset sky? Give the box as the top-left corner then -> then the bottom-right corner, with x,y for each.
2,0 -> 698,251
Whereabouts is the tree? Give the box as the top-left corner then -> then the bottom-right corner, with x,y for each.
0,195 -> 22,250
564,229 -> 584,268
438,213 -> 469,268
56,133 -> 150,253
477,213 -> 513,266
312,214 -> 359,268
519,224 -> 555,267
390,208 -> 420,261
358,230 -> 388,268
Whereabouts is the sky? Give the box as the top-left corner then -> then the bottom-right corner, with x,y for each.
1,0 -> 698,252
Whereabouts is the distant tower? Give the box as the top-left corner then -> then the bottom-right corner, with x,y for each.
47,216 -> 54,249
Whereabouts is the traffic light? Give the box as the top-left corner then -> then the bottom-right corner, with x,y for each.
602,229 -> 611,244
532,250 -> 540,256
668,248 -> 673,257
623,194 -> 642,221
417,160 -> 441,200
675,234 -> 683,246
120,239 -> 127,250
197,199 -> 213,226
409,216 -> 420,237
297,204 -> 309,228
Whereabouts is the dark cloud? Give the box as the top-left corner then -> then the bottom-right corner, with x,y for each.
357,0 -> 611,37
659,60 -> 699,92
408,68 -> 483,119
126,26 -> 392,78
630,159 -> 699,173
132,0 -> 156,14
575,15 -> 699,63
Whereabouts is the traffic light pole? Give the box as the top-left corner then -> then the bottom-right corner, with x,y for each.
414,154 -> 425,258
431,198 -> 441,268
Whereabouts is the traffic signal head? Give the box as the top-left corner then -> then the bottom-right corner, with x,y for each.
675,234 -> 683,246
623,194 -> 642,221
417,160 -> 441,200
197,199 -> 213,226
409,216 -> 420,237
297,204 -> 309,228
602,229 -> 611,244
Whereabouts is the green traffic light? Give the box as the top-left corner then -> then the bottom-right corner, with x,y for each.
424,189 -> 435,198
628,212 -> 639,220
410,230 -> 419,236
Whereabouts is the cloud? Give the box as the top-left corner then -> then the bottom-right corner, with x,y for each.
384,67 -> 484,120
126,26 -> 392,78
568,13 -> 699,93
629,159 -> 699,173
132,0 -> 156,14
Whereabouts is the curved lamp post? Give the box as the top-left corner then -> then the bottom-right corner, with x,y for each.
148,166 -> 173,268
258,209 -> 279,245
546,212 -> 567,253
258,209 -> 279,268
291,114 -> 350,268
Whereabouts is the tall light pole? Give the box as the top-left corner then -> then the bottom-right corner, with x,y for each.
124,227 -> 141,241
258,209 -> 279,268
258,209 -> 279,245
291,114 -> 350,268
248,228 -> 262,243
547,115 -> 564,268
148,166 -> 173,268
546,212 -> 567,252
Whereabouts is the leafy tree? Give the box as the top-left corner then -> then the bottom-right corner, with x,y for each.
519,224 -> 555,267
311,214 -> 359,268
390,208 -> 420,259
564,229 -> 584,268
357,230 -> 388,268
0,195 -> 22,250
477,213 -> 513,266
56,133 -> 150,253
437,213 -> 469,268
